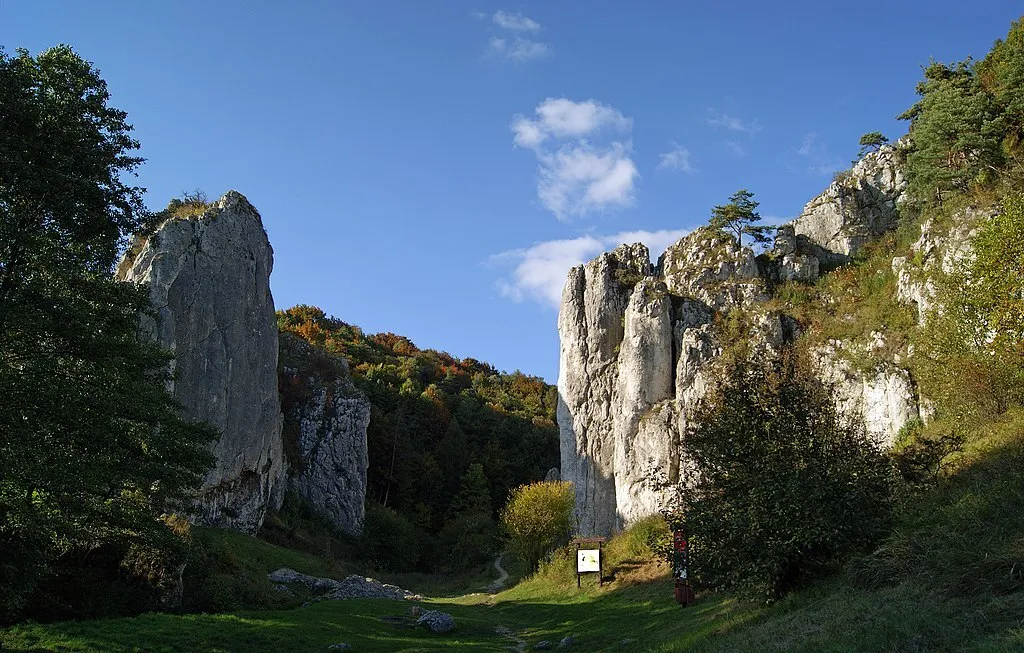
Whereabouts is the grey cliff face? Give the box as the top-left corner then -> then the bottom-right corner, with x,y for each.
557,147 -> 931,536
558,234 -> 742,534
557,244 -> 652,535
117,191 -> 285,533
280,333 -> 370,536
791,142 -> 908,268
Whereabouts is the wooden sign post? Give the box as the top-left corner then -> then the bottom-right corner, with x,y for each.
571,537 -> 606,588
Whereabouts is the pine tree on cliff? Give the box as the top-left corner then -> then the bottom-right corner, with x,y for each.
709,189 -> 772,248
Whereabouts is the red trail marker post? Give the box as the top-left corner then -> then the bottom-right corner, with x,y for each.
673,527 -> 695,606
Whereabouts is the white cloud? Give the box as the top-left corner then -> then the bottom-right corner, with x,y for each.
706,110 -> 762,134
536,142 -> 638,218
489,36 -> 507,53
797,132 -> 818,157
482,10 -> 550,63
512,98 -> 638,219
491,229 -> 689,307
490,35 -> 550,61
512,98 -> 631,148
725,140 -> 746,157
657,143 -> 695,173
493,10 -> 541,32
507,37 -> 550,61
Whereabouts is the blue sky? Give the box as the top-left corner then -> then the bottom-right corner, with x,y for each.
3,1 -> 1020,382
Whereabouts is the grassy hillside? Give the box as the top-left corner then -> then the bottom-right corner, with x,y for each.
4,415 -> 1020,652
6,419 -> 1023,652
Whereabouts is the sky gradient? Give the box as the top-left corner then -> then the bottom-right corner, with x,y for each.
3,1 -> 1021,381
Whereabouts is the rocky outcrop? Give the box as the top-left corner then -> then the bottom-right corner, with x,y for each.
279,333 -> 370,536
558,146 -> 927,535
812,339 -> 920,447
267,568 -> 419,601
891,208 -> 986,325
557,244 -> 653,535
117,191 -> 284,533
559,229 -> 781,534
791,142 -> 908,269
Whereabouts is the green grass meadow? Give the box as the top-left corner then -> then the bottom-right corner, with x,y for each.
4,411 -> 1023,652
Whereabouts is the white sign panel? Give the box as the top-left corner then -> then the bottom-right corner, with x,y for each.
577,548 -> 600,573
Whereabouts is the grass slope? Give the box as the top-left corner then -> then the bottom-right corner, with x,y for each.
4,418 -> 1022,652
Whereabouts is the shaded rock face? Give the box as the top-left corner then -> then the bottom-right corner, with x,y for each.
791,142 -> 908,269
117,191 -> 284,533
279,333 -> 370,536
558,148 -> 928,535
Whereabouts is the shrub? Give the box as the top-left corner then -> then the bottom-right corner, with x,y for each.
678,352 -> 895,600
356,502 -> 426,572
500,481 -> 574,571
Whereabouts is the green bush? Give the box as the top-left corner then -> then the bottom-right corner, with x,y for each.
616,515 -> 672,560
678,353 -> 895,600
500,481 -> 574,572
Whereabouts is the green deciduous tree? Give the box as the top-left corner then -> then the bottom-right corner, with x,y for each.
709,189 -> 772,248
678,353 -> 894,600
0,46 -> 215,621
500,480 -> 574,571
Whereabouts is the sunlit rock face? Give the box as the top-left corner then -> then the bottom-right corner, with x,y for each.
117,191 -> 284,533
790,141 -> 908,269
557,145 -> 932,536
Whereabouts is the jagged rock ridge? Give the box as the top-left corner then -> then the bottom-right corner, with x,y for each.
558,143 -> 928,536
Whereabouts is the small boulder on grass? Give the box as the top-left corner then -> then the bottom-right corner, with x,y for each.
416,610 -> 456,633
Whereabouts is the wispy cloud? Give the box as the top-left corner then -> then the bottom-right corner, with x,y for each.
491,229 -> 689,307
511,98 -> 631,148
706,110 -> 762,134
493,10 -> 540,31
512,98 -> 638,219
725,140 -> 746,157
797,132 -> 818,157
483,10 -> 550,62
657,143 -> 695,173
795,132 -> 844,176
490,35 -> 550,61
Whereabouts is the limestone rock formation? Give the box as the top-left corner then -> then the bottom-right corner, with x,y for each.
812,339 -> 920,447
117,191 -> 284,533
558,146 -> 928,536
557,244 -> 653,535
892,208 -> 985,325
791,142 -> 908,268
279,333 -> 370,536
